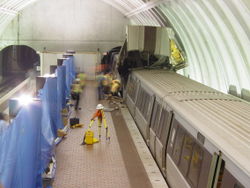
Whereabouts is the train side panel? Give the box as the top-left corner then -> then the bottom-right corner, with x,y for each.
125,70 -> 250,188
166,117 -> 213,188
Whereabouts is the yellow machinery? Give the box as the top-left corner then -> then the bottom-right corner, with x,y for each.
61,108 -> 68,126
170,39 -> 184,65
84,129 -> 99,145
83,120 -> 99,145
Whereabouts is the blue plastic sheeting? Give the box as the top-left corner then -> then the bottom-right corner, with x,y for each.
68,56 -> 76,84
57,66 -> 66,108
40,77 -> 62,138
0,102 -> 43,188
0,120 -> 8,134
62,57 -> 76,97
40,79 -> 57,172
63,59 -> 71,97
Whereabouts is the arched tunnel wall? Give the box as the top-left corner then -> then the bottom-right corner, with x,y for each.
104,0 -> 250,93
0,0 -> 129,53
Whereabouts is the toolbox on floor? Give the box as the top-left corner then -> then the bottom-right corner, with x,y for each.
70,117 -> 79,126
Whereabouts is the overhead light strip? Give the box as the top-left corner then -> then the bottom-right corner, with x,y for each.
125,0 -> 168,17
0,6 -> 18,15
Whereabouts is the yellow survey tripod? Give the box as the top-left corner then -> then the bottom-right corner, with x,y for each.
89,104 -> 110,141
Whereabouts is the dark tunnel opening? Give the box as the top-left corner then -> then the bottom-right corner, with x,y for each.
0,45 -> 40,78
0,45 -> 40,97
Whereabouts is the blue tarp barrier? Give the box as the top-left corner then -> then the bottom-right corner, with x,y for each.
40,77 -> 60,138
63,57 -> 76,97
68,56 -> 76,84
41,79 -> 56,172
0,102 -> 43,188
57,66 -> 66,108
0,56 -> 76,188
63,59 -> 71,97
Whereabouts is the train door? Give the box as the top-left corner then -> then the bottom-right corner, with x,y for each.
125,74 -> 139,117
155,103 -> 173,174
207,153 -> 247,188
165,117 -> 214,188
210,154 -> 248,188
220,168 -> 246,188
149,97 -> 162,156
207,153 -> 225,188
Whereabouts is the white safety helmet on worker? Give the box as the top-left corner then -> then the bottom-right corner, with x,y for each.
96,104 -> 104,110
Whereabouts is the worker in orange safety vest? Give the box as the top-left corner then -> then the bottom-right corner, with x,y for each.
90,104 -> 110,140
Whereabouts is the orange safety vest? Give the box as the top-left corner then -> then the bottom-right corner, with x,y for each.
92,110 -> 103,120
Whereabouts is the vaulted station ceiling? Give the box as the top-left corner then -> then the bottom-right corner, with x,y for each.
0,0 -> 36,33
0,0 -> 249,93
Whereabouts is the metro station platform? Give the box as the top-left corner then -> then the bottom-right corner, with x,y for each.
53,81 -> 167,188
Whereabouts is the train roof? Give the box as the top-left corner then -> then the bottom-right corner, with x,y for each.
132,69 -> 250,179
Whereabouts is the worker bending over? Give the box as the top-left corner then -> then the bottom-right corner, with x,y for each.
71,79 -> 82,110
77,72 -> 86,88
110,79 -> 121,97
90,104 -> 110,140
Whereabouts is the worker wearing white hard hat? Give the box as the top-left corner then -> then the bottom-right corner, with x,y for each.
96,104 -> 104,110
89,104 -> 110,140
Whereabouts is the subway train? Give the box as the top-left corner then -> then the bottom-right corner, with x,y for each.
125,69 -> 250,188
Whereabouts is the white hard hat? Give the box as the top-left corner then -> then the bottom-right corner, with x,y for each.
96,104 -> 104,110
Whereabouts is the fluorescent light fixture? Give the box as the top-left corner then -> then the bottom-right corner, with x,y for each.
18,94 -> 33,106
43,74 -> 50,77
43,73 -> 55,77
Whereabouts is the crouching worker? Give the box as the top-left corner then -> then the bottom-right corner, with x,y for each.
71,79 -> 82,110
90,104 -> 110,140
111,79 -> 121,97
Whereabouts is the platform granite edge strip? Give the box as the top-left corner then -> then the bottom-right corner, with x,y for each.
120,107 -> 169,188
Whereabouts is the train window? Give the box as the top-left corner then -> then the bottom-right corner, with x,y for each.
136,87 -> 143,109
220,167 -> 244,188
158,109 -> 170,144
141,90 -> 147,115
142,92 -> 150,119
150,102 -> 158,129
136,87 -> 151,120
150,102 -> 161,132
137,88 -> 142,107
187,143 -> 204,188
179,133 -> 195,176
172,124 -> 185,165
156,108 -> 166,137
141,91 -> 147,116
138,88 -> 145,112
127,77 -> 137,102
167,119 -> 178,155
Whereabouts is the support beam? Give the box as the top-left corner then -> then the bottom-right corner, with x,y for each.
0,7 -> 18,16
125,0 -> 168,17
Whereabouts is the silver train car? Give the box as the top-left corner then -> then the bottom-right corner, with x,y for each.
125,69 -> 250,188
